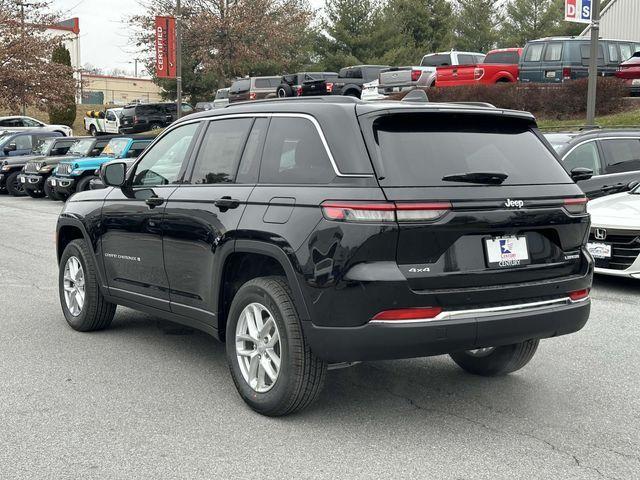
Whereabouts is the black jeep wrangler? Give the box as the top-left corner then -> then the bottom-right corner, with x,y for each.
56,97 -> 592,416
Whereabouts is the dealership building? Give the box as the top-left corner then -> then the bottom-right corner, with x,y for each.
581,0 -> 640,42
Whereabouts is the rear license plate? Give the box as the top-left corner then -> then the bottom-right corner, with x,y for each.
485,236 -> 530,268
50,179 -> 56,186
632,79 -> 640,86
587,242 -> 612,259
545,71 -> 557,79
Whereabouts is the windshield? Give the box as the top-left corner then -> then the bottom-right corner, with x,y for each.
68,139 -> 95,156
31,137 -> 55,156
371,113 -> 572,187
102,138 -> 130,158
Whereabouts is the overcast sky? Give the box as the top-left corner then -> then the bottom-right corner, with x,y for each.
51,0 -> 325,77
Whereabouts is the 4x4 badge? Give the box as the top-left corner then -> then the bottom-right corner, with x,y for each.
504,199 -> 524,208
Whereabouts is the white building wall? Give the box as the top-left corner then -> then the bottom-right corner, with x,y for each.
582,0 -> 640,42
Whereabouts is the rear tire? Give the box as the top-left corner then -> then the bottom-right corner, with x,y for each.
450,340 -> 539,376
6,171 -> 26,197
226,276 -> 327,416
59,239 -> 116,332
89,125 -> 97,136
277,84 -> 292,97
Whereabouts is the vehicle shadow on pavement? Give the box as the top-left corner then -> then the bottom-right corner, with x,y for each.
592,274 -> 639,295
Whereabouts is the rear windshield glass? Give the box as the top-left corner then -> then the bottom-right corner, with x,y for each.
484,51 -> 520,64
371,114 -> 570,186
421,54 -> 451,66
230,80 -> 250,93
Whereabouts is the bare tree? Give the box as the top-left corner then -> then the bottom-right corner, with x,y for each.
0,0 -> 76,113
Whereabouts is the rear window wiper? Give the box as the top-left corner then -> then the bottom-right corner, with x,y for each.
442,172 -> 509,185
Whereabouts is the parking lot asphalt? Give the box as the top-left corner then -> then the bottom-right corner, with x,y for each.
0,195 -> 639,480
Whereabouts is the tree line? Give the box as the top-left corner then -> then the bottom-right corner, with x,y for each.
131,0 -> 612,103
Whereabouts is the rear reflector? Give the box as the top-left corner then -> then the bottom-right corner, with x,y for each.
372,307 -> 443,321
564,197 -> 588,214
321,201 -> 451,223
569,289 -> 589,302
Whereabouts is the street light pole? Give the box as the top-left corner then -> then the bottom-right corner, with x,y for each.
586,0 -> 601,127
175,0 -> 182,119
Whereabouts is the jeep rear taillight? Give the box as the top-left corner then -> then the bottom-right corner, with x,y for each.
474,67 -> 484,80
321,201 -> 451,223
411,69 -> 422,82
296,86 -> 302,96
326,82 -> 333,93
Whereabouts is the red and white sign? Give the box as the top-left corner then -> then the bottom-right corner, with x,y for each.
155,16 -> 177,79
565,0 -> 592,24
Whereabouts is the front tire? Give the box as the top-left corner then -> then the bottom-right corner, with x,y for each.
75,176 -> 93,193
59,239 -> 116,331
450,339 -> 540,376
6,171 -> 26,197
226,277 -> 327,416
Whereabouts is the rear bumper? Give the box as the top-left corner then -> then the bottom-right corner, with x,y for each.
304,297 -> 590,362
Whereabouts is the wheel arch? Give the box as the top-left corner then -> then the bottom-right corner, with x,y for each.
216,240 -> 310,341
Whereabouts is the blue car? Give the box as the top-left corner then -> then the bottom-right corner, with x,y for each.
49,136 -> 153,198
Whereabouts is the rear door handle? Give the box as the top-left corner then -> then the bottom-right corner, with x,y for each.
145,196 -> 165,208
214,196 -> 240,210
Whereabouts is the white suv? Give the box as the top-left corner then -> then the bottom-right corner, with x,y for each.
0,116 -> 73,137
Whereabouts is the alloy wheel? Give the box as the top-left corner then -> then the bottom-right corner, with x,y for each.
235,302 -> 282,393
63,256 -> 85,316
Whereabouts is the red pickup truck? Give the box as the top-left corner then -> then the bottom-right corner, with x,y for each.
435,48 -> 522,87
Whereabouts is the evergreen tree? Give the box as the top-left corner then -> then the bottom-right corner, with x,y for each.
48,44 -> 76,127
453,0 -> 502,53
501,0 -> 563,47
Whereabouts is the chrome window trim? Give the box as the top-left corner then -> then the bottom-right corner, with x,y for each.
369,296 -> 589,324
137,113 -> 373,179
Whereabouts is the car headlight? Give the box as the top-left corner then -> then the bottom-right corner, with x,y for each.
71,169 -> 83,175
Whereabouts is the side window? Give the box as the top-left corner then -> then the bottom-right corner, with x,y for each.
132,122 -> 199,186
259,117 -> 335,184
190,118 -> 252,184
620,43 -> 633,61
543,43 -> 563,61
607,44 -> 619,63
458,54 -> 475,65
600,139 -> 640,174
52,141 -> 73,155
563,142 -> 601,175
524,44 -> 544,62
126,141 -> 149,158
23,118 -> 41,127
14,135 -> 32,150
580,44 -> 605,66
106,111 -> 116,121
236,118 -> 268,184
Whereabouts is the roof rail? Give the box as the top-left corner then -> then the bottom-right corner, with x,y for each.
451,102 -> 496,108
225,96 -> 361,108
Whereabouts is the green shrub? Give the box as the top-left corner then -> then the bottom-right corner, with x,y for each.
395,78 -> 628,119
48,44 -> 76,127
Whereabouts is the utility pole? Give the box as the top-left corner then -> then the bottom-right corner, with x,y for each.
19,0 -> 26,115
175,0 -> 182,119
586,0 -> 601,127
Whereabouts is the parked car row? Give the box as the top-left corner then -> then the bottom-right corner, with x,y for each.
0,131 -> 152,200
83,102 -> 193,136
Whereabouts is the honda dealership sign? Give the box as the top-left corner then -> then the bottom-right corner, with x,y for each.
565,0 -> 592,23
155,16 -> 177,78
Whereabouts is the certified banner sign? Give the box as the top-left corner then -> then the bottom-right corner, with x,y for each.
565,0 -> 592,23
155,16 -> 177,78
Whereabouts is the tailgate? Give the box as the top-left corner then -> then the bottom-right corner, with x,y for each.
359,111 -> 589,290
379,67 -> 415,88
301,79 -> 329,96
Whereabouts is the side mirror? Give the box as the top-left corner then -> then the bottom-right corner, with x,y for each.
570,167 -> 593,182
628,180 -> 639,191
4,143 -> 17,154
100,161 -> 127,187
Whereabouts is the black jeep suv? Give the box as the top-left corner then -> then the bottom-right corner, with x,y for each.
56,97 -> 593,416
